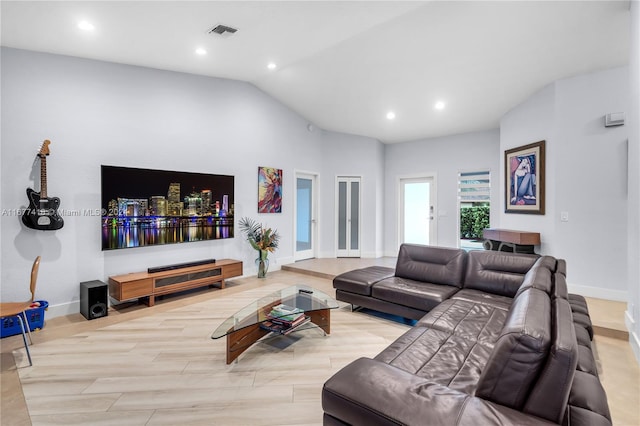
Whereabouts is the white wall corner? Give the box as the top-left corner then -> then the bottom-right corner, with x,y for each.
273,256 -> 294,268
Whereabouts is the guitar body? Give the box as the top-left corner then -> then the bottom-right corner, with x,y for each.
22,140 -> 64,231
22,188 -> 64,231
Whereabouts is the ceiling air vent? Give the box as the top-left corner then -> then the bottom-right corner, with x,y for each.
208,24 -> 238,37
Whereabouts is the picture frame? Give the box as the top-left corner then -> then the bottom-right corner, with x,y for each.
504,140 -> 545,214
258,166 -> 282,213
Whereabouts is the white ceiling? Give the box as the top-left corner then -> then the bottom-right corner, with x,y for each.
0,1 -> 630,143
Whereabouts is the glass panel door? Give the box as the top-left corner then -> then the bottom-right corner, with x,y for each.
458,170 -> 491,251
295,173 -> 317,260
337,177 -> 360,257
400,177 -> 435,246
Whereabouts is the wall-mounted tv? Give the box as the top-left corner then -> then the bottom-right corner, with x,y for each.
101,165 -> 234,250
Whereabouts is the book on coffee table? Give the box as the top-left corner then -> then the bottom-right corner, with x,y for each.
260,316 -> 311,335
269,304 -> 304,323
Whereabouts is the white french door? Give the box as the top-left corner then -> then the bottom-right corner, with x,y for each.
336,176 -> 361,257
294,172 -> 318,261
399,176 -> 436,247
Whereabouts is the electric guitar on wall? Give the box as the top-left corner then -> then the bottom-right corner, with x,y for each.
22,140 -> 64,230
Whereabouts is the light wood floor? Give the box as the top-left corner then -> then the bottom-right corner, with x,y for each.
1,259 -> 638,425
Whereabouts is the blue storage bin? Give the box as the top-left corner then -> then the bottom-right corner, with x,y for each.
1,300 -> 48,338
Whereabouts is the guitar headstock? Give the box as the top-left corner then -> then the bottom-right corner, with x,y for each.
37,140 -> 51,158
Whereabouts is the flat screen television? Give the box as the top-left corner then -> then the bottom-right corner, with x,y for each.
101,165 -> 234,250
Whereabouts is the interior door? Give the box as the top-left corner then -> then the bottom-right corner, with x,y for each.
295,173 -> 317,260
399,176 -> 435,246
337,176 -> 361,257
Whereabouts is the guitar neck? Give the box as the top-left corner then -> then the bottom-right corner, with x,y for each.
40,155 -> 48,198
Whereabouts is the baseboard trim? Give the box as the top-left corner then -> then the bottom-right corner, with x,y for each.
625,310 -> 640,364
630,330 -> 640,365
566,283 -> 627,302
47,300 -> 79,320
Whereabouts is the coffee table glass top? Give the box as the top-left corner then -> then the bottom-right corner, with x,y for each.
211,285 -> 339,339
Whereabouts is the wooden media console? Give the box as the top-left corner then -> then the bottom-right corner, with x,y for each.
109,259 -> 242,306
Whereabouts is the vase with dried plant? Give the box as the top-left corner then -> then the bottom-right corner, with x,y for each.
238,217 -> 280,278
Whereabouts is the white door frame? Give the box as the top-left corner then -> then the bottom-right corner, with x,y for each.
335,176 -> 362,257
294,171 -> 319,261
397,173 -> 437,249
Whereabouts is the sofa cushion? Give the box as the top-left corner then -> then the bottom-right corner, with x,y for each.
523,298 -> 578,424
373,325 -> 494,394
564,405 -> 612,426
463,250 -> 539,297
572,312 -> 594,340
475,288 -> 551,410
395,244 -> 467,288
576,345 -> 599,376
372,277 -> 459,312
568,293 -> 588,306
323,358 -> 558,426
417,298 -> 508,345
514,263 -> 553,298
556,258 -> 567,276
332,266 -> 395,296
553,272 -> 569,300
571,302 -> 590,316
575,324 -> 592,346
533,255 -> 558,271
450,289 -> 513,311
568,370 -> 612,423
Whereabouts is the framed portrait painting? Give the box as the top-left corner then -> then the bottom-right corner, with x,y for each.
258,166 -> 282,213
505,140 -> 545,214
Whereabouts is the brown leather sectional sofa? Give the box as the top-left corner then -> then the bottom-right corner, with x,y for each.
322,244 -> 610,426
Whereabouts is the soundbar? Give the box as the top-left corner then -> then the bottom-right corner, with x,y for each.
148,259 -> 216,274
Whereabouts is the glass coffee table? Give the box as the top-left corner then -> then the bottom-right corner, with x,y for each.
211,285 -> 339,364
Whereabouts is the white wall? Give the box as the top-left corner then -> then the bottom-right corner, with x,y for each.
0,48 -> 383,317
499,84 -> 556,253
318,130 -> 384,258
500,67 -> 629,301
627,0 -> 640,363
383,129 -> 500,255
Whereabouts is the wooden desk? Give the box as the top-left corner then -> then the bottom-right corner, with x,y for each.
483,228 -> 540,254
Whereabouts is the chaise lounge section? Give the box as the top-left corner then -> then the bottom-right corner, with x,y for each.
323,244 -> 610,426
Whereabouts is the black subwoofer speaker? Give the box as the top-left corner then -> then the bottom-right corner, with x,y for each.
80,280 -> 108,320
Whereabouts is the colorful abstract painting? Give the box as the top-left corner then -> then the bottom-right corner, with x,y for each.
258,167 -> 282,213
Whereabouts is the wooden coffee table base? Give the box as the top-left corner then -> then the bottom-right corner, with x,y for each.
225,308 -> 331,364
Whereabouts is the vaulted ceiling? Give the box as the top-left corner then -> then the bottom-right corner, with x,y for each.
1,1 -> 630,143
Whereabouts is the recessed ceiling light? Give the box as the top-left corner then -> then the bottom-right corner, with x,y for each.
77,20 -> 94,31
195,48 -> 207,56
267,62 -> 277,70
386,111 -> 396,120
434,101 -> 446,110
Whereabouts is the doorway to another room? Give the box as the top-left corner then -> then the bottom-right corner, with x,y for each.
295,172 -> 318,261
458,170 -> 491,251
336,176 -> 361,257
399,176 -> 436,247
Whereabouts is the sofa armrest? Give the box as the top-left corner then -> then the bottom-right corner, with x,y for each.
322,358 -> 556,426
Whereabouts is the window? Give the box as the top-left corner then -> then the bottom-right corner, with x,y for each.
458,171 -> 490,250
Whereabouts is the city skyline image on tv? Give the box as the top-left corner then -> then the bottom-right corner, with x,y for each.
101,165 -> 234,250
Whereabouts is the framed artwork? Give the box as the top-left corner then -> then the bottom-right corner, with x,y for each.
258,166 -> 282,213
505,140 -> 545,214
